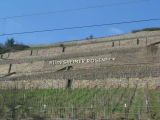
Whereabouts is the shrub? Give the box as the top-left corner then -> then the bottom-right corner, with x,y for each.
0,38 -> 30,54
5,38 -> 15,48
12,44 -> 30,51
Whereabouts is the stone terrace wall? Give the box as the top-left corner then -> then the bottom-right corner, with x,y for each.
0,31 -> 160,89
1,63 -> 160,81
31,30 -> 160,48
1,45 -> 160,65
0,77 -> 160,89
1,30 -> 160,59
0,45 -> 159,78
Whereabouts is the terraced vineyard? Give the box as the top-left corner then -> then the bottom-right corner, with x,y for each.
0,87 -> 160,120
0,30 -> 160,120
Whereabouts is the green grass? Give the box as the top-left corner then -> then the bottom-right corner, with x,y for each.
149,90 -> 160,119
0,88 -> 160,119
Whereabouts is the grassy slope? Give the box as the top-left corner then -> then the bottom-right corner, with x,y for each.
0,88 -> 159,119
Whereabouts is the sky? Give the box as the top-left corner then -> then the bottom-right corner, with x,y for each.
0,0 -> 159,45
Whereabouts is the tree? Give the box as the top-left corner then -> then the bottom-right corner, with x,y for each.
0,43 -> 3,49
0,43 -> 5,54
86,35 -> 94,40
0,38 -> 29,54
5,38 -> 15,48
89,35 -> 93,39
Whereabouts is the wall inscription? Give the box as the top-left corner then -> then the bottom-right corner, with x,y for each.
48,57 -> 116,65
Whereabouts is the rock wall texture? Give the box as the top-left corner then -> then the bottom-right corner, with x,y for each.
0,77 -> 160,89
0,30 -> 160,89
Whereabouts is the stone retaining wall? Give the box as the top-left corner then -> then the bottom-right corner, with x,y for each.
1,31 -> 160,59
0,31 -> 159,89
0,77 -> 160,89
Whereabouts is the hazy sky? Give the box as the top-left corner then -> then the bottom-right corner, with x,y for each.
0,0 -> 159,45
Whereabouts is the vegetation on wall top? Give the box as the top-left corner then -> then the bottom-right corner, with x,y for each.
132,27 -> 160,33
0,38 -> 29,54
